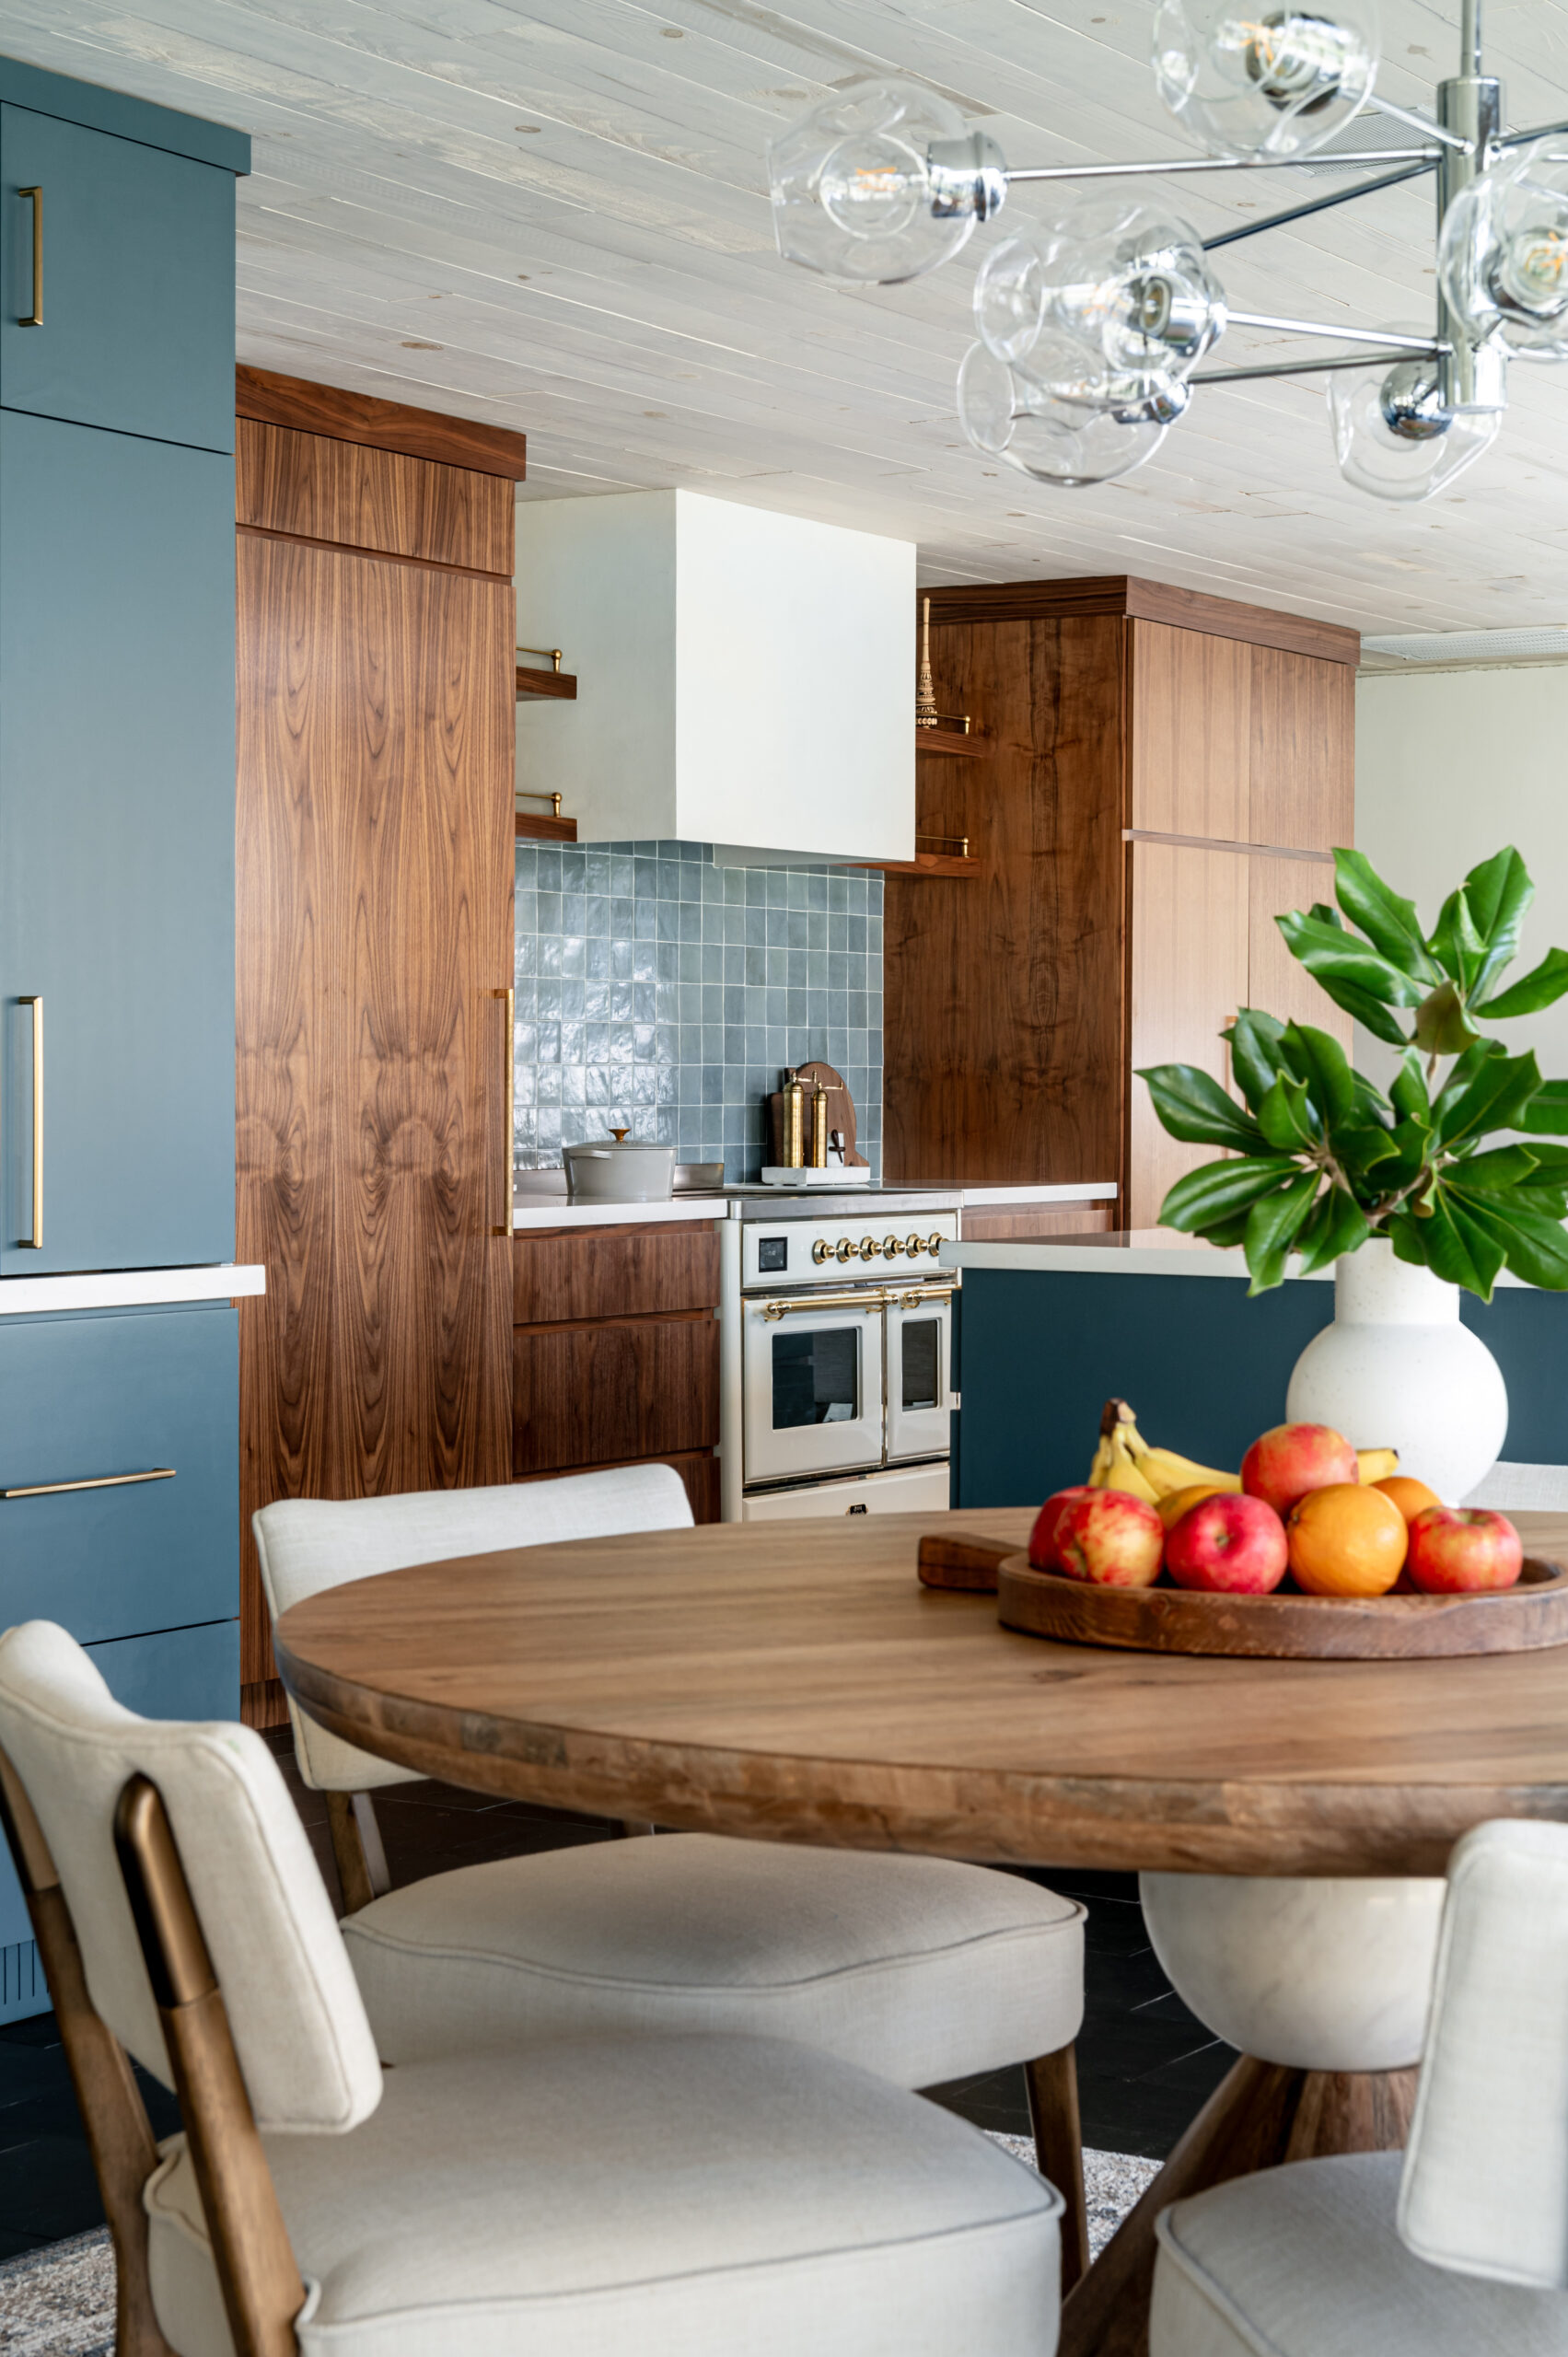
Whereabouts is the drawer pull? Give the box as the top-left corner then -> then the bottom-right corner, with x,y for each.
0,1467 -> 175,1500
17,187 -> 41,326
18,994 -> 41,1248
491,985 -> 515,1237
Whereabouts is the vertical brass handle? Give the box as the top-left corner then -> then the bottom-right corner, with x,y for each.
18,995 -> 41,1248
17,189 -> 41,326
491,987 -> 514,1236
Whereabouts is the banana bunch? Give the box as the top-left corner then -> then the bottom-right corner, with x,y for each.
1085,1399 -> 1400,1506
1086,1399 -> 1237,1506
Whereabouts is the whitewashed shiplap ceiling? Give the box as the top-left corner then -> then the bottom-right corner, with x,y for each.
4,0 -> 1568,633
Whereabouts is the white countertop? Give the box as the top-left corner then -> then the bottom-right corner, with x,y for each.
942,1231 -> 1332,1280
0,1263 -> 267,1315
513,1179 -> 1119,1233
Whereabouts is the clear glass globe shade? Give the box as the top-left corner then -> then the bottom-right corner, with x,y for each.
1153,1 -> 1380,162
1439,139 -> 1568,358
975,199 -> 1225,406
1327,343 -> 1499,503
957,343 -> 1168,486
768,79 -> 1003,284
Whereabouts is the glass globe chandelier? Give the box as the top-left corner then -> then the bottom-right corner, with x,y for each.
765,4 -> 1568,502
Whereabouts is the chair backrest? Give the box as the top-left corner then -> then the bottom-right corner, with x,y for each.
0,1620 -> 382,2135
1461,1461 -> 1568,1511
1400,1817 -> 1568,2289
254,1463 -> 695,1792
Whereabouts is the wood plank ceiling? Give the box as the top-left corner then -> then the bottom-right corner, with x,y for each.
4,0 -> 1566,633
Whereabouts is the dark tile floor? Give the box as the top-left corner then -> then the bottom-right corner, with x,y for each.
0,1731 -> 1233,2258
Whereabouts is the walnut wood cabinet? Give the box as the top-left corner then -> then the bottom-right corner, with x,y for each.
513,1222 -> 722,1523
236,372 -> 527,1723
884,578 -> 1358,1226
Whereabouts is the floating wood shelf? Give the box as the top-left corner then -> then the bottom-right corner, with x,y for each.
517,665 -> 578,701
854,850 -> 978,879
516,811 -> 578,842
916,726 -> 992,759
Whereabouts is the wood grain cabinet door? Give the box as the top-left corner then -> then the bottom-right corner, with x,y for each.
1127,840 -> 1250,1229
514,1316 -> 720,1476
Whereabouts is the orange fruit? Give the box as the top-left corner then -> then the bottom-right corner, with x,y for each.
1156,1481 -> 1225,1532
1285,1482 -> 1408,1597
1374,1475 -> 1442,1525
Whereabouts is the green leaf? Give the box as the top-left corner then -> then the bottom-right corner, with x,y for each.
1445,1144 -> 1541,1193
1430,887 -> 1488,996
1393,1187 -> 1508,1301
1388,1050 -> 1432,1131
1307,902 -> 1342,929
1519,1083 -> 1568,1136
1350,1069 -> 1391,1118
1475,946 -> 1568,1019
1412,979 -> 1482,1057
1332,849 -> 1442,985
1434,1044 -> 1542,1148
1258,1072 -> 1319,1151
1276,910 -> 1428,1008
1136,1065 -> 1268,1152
1223,1010 -> 1287,1112
1244,1170 -> 1321,1294
1460,1193 -> 1568,1291
1462,847 -> 1535,1004
1279,1021 -> 1356,1130
1157,1155 -> 1302,1233
1293,1183 -> 1372,1276
1301,970 -> 1413,1048
1510,1139 -> 1568,1202
1333,1122 -> 1401,1177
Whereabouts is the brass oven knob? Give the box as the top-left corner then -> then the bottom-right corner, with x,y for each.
906,1234 -> 925,1257
882,1235 -> 904,1258
812,1238 -> 831,1263
926,1233 -> 945,1256
858,1237 -> 878,1262
836,1237 -> 854,1263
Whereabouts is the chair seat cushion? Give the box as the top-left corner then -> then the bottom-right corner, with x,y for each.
341,1832 -> 1084,2086
1152,2153 -> 1568,2357
146,2033 -> 1061,2357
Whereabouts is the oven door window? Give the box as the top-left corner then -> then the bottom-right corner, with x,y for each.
899,1318 -> 941,1413
772,1325 -> 859,1428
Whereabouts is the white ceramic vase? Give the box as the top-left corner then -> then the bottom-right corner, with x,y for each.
1285,1237 -> 1507,1503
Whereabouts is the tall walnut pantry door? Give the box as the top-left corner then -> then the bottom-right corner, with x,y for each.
237,527 -> 515,1701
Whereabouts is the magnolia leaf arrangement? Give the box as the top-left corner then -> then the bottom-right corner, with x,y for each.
1138,847 -> 1568,1300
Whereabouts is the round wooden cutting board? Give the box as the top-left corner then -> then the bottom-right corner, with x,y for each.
995,1552 -> 1568,1660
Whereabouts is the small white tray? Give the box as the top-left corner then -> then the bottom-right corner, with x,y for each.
759,1166 -> 873,1189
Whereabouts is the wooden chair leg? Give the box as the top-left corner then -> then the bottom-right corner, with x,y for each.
326,1790 -> 390,1914
1026,2043 -> 1090,2296
0,1749 -> 178,2357
117,1775 -> 307,2357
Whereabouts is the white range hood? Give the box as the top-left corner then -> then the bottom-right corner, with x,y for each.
514,489 -> 914,864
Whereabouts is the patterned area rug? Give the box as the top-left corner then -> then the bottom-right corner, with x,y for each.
0,2145 -> 1161,2351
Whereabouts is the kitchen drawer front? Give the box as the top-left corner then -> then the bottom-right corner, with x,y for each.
0,105 -> 235,451
514,1223 -> 721,1325
513,1315 -> 719,1475
0,1614 -> 238,1976
0,1306 -> 238,1643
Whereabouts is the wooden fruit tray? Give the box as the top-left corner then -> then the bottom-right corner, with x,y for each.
917,1531 -> 1568,1660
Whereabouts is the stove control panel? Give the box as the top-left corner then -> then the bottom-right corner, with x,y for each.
741,1212 -> 958,1291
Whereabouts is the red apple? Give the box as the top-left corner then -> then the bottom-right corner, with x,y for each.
1241,1422 -> 1358,1517
1028,1486 -> 1098,1573
1053,1491 -> 1165,1589
1406,1504 -> 1523,1595
1166,1492 -> 1289,1595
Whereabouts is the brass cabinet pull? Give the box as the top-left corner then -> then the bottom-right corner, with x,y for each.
1,1468 -> 175,1500
17,187 -> 41,325
491,986 -> 515,1236
18,995 -> 41,1248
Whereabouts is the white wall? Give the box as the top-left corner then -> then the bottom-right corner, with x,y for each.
1355,666 -> 1568,1085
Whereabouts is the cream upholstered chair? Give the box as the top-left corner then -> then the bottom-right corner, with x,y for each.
1149,1819 -> 1568,2357
254,1467 -> 1091,2278
0,1620 -> 1065,2357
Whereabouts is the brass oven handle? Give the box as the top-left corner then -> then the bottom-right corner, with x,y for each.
19,994 -> 41,1248
1,1468 -> 175,1500
18,188 -> 41,326
760,1290 -> 888,1321
893,1284 -> 957,1308
491,986 -> 515,1236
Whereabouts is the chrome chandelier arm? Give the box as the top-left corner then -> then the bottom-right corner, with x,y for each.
1364,94 -> 1472,151
1001,146 -> 1439,184
1202,158 -> 1437,250
1225,311 -> 1445,350
1498,121 -> 1568,152
1192,346 -> 1446,387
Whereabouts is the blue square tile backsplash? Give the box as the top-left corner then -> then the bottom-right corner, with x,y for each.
514,840 -> 883,1184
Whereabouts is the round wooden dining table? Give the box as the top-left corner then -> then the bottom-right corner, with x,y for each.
274,1504 -> 1568,2357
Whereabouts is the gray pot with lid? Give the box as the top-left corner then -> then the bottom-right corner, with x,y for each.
562,1132 -> 678,1202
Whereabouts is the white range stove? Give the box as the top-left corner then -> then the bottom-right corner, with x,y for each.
718,1200 -> 960,1521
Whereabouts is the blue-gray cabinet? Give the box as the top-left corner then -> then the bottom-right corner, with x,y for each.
0,59 -> 249,2020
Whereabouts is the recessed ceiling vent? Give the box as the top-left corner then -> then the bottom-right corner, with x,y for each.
1361,626 -> 1568,671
